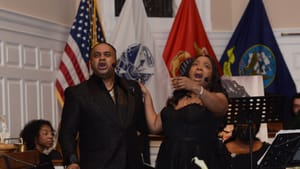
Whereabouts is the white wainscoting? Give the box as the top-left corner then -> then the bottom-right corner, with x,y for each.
1,8 -> 300,167
0,9 -> 68,137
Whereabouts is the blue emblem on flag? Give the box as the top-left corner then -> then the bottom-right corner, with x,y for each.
239,44 -> 276,88
116,43 -> 155,84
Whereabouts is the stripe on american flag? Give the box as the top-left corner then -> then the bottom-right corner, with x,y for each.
56,0 -> 105,106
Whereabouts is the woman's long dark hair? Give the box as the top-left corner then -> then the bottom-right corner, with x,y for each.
225,123 -> 261,144
167,55 -> 225,107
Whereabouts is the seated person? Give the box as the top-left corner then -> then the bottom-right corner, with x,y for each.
20,119 -> 62,168
218,124 -> 234,142
286,93 -> 300,129
224,123 -> 270,169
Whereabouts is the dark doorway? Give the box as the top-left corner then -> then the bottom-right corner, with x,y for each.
115,0 -> 173,17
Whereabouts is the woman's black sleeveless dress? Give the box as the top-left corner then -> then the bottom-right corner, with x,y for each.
155,104 -> 230,169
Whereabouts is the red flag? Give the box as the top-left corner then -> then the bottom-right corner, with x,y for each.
163,0 -> 222,77
55,0 -> 105,106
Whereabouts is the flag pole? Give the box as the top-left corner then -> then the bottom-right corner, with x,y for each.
91,0 -> 98,48
91,0 -> 106,48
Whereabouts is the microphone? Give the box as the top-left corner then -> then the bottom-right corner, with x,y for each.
203,77 -> 212,89
204,77 -> 209,82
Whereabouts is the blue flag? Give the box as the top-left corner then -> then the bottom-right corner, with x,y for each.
219,0 -> 296,122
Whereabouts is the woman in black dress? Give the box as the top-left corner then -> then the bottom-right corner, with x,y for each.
140,54 -> 230,169
224,123 -> 270,169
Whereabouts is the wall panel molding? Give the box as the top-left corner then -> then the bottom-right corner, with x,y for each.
0,9 -> 68,137
6,79 -> 23,137
0,9 -> 69,42
24,80 -> 39,123
23,46 -> 38,69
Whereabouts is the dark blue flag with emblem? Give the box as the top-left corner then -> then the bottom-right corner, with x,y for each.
219,0 -> 296,122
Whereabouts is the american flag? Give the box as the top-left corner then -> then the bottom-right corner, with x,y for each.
56,0 -> 105,106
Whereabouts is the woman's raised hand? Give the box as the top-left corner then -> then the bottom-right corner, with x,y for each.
172,76 -> 200,91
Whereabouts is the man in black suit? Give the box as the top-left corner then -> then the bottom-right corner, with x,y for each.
58,42 -> 149,169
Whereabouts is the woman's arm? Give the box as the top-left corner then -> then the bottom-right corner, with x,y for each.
196,87 -> 228,117
172,76 -> 228,117
138,82 -> 162,134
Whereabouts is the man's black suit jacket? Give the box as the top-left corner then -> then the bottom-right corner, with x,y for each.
59,74 -> 148,169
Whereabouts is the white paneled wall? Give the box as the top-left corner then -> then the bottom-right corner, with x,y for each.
1,8 -> 300,167
0,9 -> 68,138
276,32 -> 300,91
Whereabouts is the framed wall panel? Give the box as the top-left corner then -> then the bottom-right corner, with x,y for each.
24,80 -> 39,122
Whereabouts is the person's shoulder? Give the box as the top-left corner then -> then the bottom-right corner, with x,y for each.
65,81 -> 88,92
261,141 -> 270,150
162,106 -> 172,111
120,77 -> 138,85
118,77 -> 140,90
48,149 -> 62,160
225,140 -> 252,155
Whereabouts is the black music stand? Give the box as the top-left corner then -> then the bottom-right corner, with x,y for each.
226,96 -> 284,169
258,130 -> 300,169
